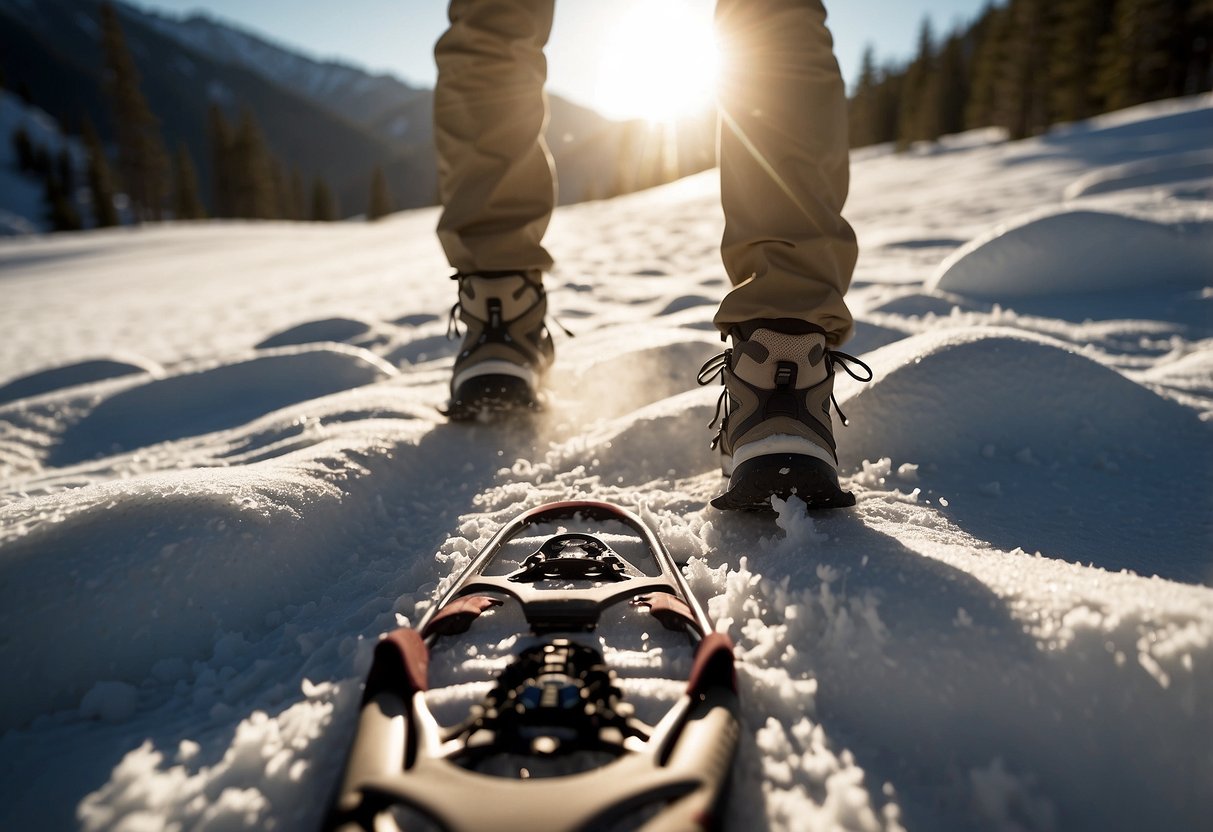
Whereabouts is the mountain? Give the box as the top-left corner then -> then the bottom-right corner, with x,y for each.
0,0 -> 432,214
0,90 -> 90,234
138,9 -> 431,134
140,4 -> 715,205
0,0 -> 716,223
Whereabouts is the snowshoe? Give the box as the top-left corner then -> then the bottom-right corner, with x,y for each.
324,501 -> 739,832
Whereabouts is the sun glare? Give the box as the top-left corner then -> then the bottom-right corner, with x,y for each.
594,2 -> 719,122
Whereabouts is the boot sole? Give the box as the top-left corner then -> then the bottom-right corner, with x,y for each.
711,454 -> 855,512
445,374 -> 543,422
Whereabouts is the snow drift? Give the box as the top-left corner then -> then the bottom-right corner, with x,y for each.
927,209 -> 1213,299
1,97 -> 1211,832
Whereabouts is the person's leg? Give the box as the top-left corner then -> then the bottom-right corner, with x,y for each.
713,0 -> 856,346
435,0 -> 559,418
702,0 -> 868,510
434,0 -> 557,274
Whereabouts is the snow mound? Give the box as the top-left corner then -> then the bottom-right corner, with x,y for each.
79,681 -> 140,724
50,346 -> 396,466
0,434 -> 407,731
255,317 -> 374,349
868,292 -> 989,318
844,320 -> 911,355
840,328 -> 1213,582
657,294 -> 715,316
1064,150 -> 1213,199
0,357 -> 161,405
548,337 -> 718,422
385,333 -> 457,366
2,95 -> 1213,832
547,389 -> 716,485
927,209 -> 1213,299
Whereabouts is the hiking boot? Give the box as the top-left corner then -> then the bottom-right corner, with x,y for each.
445,270 -> 555,420
697,319 -> 872,511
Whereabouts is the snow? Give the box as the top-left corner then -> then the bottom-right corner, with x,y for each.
928,209 -> 1213,298
1,96 -> 1212,831
0,357 -> 161,406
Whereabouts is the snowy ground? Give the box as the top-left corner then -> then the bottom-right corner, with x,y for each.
1,96 -> 1211,831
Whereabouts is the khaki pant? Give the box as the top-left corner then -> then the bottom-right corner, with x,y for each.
435,0 -> 856,345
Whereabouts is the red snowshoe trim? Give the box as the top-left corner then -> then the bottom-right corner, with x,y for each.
423,594 -> 504,638
363,627 -> 429,702
687,632 -> 737,695
632,591 -> 699,632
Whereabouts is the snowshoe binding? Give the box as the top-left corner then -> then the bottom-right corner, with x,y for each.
325,501 -> 739,832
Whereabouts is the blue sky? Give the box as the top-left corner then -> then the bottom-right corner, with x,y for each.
129,0 -> 993,117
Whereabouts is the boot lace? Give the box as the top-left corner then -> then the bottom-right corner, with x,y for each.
696,350 -> 732,450
446,271 -> 574,340
696,346 -> 873,449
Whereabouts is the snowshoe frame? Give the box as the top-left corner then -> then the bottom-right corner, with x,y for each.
325,500 -> 739,832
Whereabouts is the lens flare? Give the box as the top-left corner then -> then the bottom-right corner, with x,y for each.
593,1 -> 719,123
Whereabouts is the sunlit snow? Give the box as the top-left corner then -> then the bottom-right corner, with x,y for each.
1,96 -> 1211,831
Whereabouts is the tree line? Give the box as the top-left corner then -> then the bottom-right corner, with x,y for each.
10,0 -> 1211,231
8,2 -> 395,231
848,0 -> 1213,148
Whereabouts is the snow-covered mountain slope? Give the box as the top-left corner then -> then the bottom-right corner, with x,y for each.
139,10 -> 427,131
0,0 -> 431,214
134,2 -> 703,205
1,97 -> 1211,831
0,91 -> 88,235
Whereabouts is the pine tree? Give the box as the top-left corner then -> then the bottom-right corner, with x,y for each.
290,169 -> 308,221
1099,0 -> 1200,110
897,18 -> 939,145
172,144 -> 206,220
99,1 -> 169,221
1182,0 -> 1213,96
56,147 -> 75,195
32,144 -> 52,178
82,119 -> 120,228
936,32 -> 969,138
311,178 -> 336,221
850,0 -> 1207,145
1051,0 -> 1116,121
42,166 -> 82,232
368,166 -> 393,220
873,65 -> 904,145
848,46 -> 882,148
207,104 -> 234,218
270,161 -> 291,220
995,0 -> 1055,139
966,3 -> 1009,130
11,127 -> 35,172
230,110 -> 275,219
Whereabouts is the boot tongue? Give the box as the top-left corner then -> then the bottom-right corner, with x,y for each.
729,317 -> 828,341
731,327 -> 830,389
461,273 -> 543,320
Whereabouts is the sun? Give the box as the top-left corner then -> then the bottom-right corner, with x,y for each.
593,1 -> 719,122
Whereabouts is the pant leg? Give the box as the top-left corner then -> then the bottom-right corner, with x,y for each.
713,0 -> 856,346
434,0 -> 557,274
